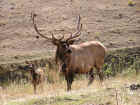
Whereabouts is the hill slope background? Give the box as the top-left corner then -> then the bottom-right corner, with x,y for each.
0,0 -> 140,62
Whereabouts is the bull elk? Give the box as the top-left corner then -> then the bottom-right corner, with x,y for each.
24,61 -> 45,94
31,13 -> 107,91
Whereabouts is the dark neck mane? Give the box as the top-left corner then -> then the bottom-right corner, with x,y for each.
55,47 -> 65,64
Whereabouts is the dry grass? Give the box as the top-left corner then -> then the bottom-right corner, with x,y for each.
0,75 -> 99,104
1,71 -> 140,105
0,55 -> 140,105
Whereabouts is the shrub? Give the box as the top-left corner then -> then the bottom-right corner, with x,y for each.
128,0 -> 136,6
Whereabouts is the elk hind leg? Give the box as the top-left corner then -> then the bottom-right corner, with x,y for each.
33,83 -> 37,94
40,76 -> 45,93
98,71 -> 104,82
88,68 -> 95,86
96,66 -> 104,82
39,81 -> 44,93
95,60 -> 104,82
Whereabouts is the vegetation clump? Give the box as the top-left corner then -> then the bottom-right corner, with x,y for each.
128,0 -> 136,7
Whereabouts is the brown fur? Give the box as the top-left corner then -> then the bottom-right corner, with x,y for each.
59,41 -> 107,91
31,67 -> 45,94
32,68 -> 45,92
64,41 -> 106,73
25,62 -> 45,94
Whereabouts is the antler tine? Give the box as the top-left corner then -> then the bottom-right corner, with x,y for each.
51,32 -> 57,40
70,24 -> 82,39
66,15 -> 82,41
31,12 -> 52,41
77,15 -> 81,30
51,32 -> 64,41
59,34 -> 64,41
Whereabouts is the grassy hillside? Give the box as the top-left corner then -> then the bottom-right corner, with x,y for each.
0,0 -> 140,59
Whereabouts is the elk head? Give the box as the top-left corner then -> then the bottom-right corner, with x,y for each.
31,13 -> 82,64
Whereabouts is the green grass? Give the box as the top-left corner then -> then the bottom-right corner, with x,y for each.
128,0 -> 136,6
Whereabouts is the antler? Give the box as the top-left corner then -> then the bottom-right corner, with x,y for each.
66,15 -> 82,41
51,32 -> 64,41
31,12 -> 54,41
31,13 -> 81,42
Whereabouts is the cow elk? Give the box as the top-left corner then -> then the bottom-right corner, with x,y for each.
24,61 -> 45,94
31,13 -> 107,91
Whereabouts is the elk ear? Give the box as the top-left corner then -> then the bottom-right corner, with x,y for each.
68,40 -> 75,45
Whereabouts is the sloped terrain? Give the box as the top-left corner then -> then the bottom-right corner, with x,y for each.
0,0 -> 140,62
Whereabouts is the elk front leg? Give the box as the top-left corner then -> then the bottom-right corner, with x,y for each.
65,72 -> 74,91
33,83 -> 37,94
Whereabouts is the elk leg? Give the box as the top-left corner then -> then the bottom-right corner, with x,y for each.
88,68 -> 95,86
62,63 -> 67,73
40,81 -> 44,93
65,74 -> 71,91
65,72 -> 74,91
41,76 -> 45,93
69,73 -> 74,91
99,72 -> 104,81
33,83 -> 37,94
95,60 -> 104,82
96,68 -> 104,82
